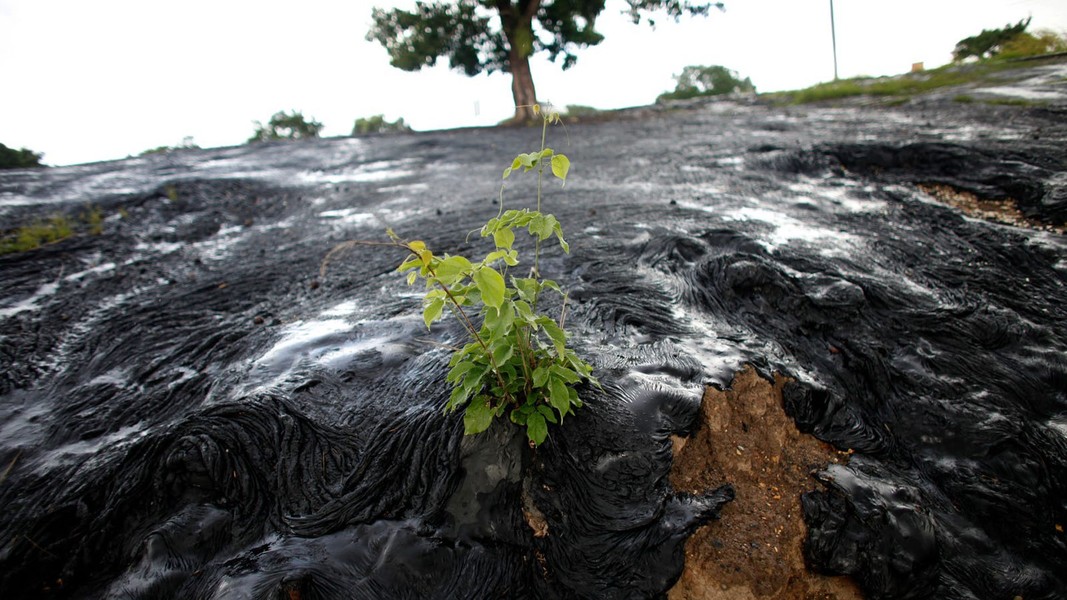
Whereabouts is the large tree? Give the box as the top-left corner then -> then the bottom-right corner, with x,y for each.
368,1 -> 724,123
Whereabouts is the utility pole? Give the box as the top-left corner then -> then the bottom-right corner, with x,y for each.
829,0 -> 839,80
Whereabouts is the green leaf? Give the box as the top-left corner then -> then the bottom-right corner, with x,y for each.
549,378 -> 570,416
447,360 -> 476,384
462,365 -> 488,394
551,154 -> 570,183
540,319 -> 567,356
540,148 -> 554,159
510,407 -> 527,425
532,366 -> 549,388
515,153 -> 536,171
435,256 -> 472,283
491,340 -> 514,365
398,256 -> 422,273
512,277 -> 539,303
493,227 -> 515,250
537,404 -> 558,424
528,215 -> 551,241
526,411 -> 548,446
464,396 -> 495,435
550,363 -> 581,384
483,303 -> 515,341
503,166 -> 513,179
422,297 -> 444,330
513,300 -> 535,322
473,267 -> 505,308
447,385 -> 472,412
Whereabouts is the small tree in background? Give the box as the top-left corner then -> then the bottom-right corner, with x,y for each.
367,1 -> 725,124
657,65 -> 755,102
248,110 -> 324,143
352,115 -> 413,135
952,18 -> 1031,62
0,143 -> 44,169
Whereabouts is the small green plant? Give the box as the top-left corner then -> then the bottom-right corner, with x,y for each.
82,206 -> 104,235
336,105 -> 597,446
0,207 -> 107,255
1,215 -> 72,254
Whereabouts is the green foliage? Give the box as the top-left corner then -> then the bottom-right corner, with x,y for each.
0,143 -> 44,169
83,206 -> 104,235
953,18 -> 1030,62
353,115 -> 413,135
248,110 -> 323,143
385,106 -> 596,446
997,29 -> 1067,59
775,60 -> 1026,105
0,207 -> 106,255
141,136 -> 199,156
624,0 -> 724,25
657,64 -> 755,102
367,1 -> 721,76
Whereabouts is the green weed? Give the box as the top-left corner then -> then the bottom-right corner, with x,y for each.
330,106 -> 596,446
0,206 -> 106,255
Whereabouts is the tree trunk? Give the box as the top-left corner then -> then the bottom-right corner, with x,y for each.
509,50 -> 538,123
497,0 -> 541,124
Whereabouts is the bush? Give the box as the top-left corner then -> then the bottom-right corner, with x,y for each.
249,110 -> 323,143
0,143 -> 44,169
998,30 -> 1067,59
352,115 -> 412,135
657,65 -> 755,102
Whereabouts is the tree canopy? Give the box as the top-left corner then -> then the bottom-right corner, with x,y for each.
952,18 -> 1031,62
353,115 -> 413,135
657,64 -> 755,102
248,110 -> 324,143
0,143 -> 44,169
368,1 -> 724,122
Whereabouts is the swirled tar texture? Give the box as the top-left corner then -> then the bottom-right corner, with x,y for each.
2,88 -> 1067,599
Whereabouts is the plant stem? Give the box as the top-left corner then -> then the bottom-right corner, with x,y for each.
533,114 -> 549,276
426,265 -> 511,403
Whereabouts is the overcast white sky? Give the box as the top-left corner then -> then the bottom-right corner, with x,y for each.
2,0 -> 1065,166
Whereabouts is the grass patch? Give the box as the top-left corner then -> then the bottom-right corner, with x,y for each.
768,58 -> 1059,105
982,97 -> 1048,108
0,206 -> 105,255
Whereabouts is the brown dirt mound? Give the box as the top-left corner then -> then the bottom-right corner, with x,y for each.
918,183 -> 1065,233
669,365 -> 862,600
